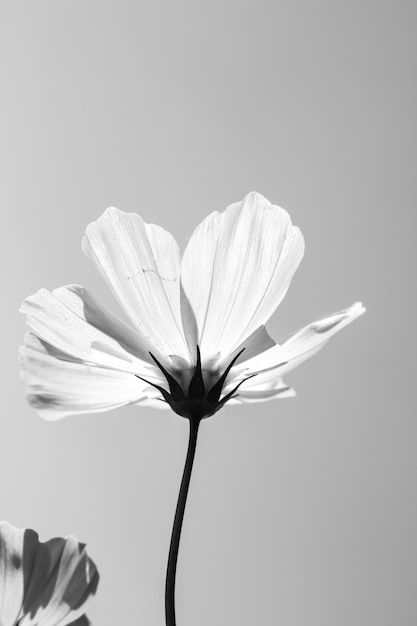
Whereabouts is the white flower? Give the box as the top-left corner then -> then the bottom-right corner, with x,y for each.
0,521 -> 98,626
19,192 -> 365,420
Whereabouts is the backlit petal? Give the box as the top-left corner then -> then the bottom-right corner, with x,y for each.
242,302 -> 366,379
226,325 -> 276,365
66,617 -> 90,626
20,285 -> 163,371
0,523 -> 98,626
18,535 -> 98,626
181,192 -> 304,359
226,376 -> 296,404
19,333 -> 160,420
17,529 -> 98,626
134,397 -> 170,410
82,208 -> 190,360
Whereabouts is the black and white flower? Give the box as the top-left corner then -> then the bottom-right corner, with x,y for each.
19,192 -> 365,420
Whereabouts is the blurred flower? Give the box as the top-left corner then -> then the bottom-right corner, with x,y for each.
0,521 -> 99,625
19,192 -> 365,420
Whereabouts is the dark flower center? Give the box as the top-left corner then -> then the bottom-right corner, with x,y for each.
136,347 -> 253,421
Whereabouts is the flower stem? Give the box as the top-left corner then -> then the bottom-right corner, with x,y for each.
165,417 -> 201,626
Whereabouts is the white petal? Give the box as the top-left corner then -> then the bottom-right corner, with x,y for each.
0,522 -> 24,625
226,376 -> 295,404
226,325 -> 276,365
19,334 -> 160,420
82,208 -> 190,360
242,302 -> 366,379
179,283 -> 199,360
134,397 -> 170,410
20,285 -> 161,373
181,192 -> 304,359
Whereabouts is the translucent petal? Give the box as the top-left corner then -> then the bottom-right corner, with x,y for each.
20,285 -> 163,372
19,333 -> 161,420
227,378 -> 296,404
83,208 -> 190,360
226,325 -> 276,365
181,192 -> 304,359
17,531 -> 98,626
0,523 -> 98,626
242,302 -> 366,379
66,617 -> 90,626
65,616 -> 90,626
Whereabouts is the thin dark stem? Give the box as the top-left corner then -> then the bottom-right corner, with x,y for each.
165,417 -> 201,626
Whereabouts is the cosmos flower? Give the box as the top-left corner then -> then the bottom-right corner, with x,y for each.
0,521 -> 99,626
18,192 -> 365,626
19,192 -> 365,420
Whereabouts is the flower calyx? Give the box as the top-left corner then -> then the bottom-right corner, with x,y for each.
137,347 -> 253,420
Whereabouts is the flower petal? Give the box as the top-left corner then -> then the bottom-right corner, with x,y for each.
19,333 -> 159,420
226,377 -> 296,404
0,522 -> 25,625
20,285 -> 161,372
66,616 -> 90,626
17,529 -> 98,626
227,325 -> 276,365
181,192 -> 304,359
66,617 -> 90,626
20,536 -> 98,626
242,302 -> 366,379
82,208 -> 190,360
135,397 -> 170,410
0,523 -> 98,626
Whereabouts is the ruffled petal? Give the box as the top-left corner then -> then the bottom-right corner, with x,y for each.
20,285 -> 161,372
19,333 -> 161,420
18,535 -> 98,626
0,522 -> 25,626
17,527 -> 98,626
181,192 -> 304,360
241,302 -> 366,379
0,523 -> 98,626
82,208 -> 190,360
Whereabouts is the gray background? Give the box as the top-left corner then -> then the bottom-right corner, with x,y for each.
1,1 -> 416,625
